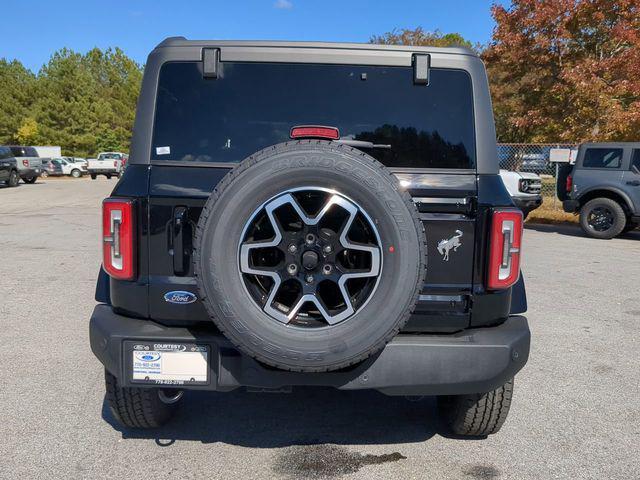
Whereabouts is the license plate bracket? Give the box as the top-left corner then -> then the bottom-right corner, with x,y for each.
126,341 -> 210,386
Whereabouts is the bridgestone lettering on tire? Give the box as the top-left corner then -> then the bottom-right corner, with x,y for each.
194,141 -> 427,372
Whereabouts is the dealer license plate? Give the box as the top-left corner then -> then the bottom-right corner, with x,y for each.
130,342 -> 209,386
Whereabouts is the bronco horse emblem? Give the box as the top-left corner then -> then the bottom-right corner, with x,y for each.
437,230 -> 463,261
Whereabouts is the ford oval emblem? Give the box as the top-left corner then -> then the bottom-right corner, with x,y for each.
164,290 -> 197,304
134,351 -> 161,362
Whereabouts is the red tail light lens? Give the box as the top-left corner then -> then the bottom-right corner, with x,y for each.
102,198 -> 135,280
566,174 -> 573,192
290,125 -> 340,140
487,209 -> 523,290
113,160 -> 118,167
22,160 -> 29,167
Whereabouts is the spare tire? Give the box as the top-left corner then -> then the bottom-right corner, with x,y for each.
194,141 -> 426,372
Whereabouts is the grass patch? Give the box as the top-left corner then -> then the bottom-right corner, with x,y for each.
526,196 -> 578,224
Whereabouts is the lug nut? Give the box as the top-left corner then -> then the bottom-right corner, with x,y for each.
305,233 -> 316,245
322,264 -> 332,275
288,243 -> 298,254
305,275 -> 314,283
287,263 -> 298,275
323,245 -> 333,254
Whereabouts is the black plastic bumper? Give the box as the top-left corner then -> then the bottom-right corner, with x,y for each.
513,195 -> 543,212
563,199 -> 580,213
89,304 -> 530,396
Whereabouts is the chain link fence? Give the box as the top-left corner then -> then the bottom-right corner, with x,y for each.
497,143 -> 578,197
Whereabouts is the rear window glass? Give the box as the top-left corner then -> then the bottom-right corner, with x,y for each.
0,146 -> 11,160
631,150 -> 640,171
582,148 -> 623,169
152,62 -> 476,169
98,153 -> 121,160
9,146 -> 38,157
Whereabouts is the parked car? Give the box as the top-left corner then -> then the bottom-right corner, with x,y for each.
87,152 -> 126,179
54,157 -> 85,177
40,159 -> 64,177
499,170 -> 543,219
63,156 -> 88,168
0,145 -> 20,187
561,143 -> 640,239
90,39 -> 530,436
1,145 -> 43,183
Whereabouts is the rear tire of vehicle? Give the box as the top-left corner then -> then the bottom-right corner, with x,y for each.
438,378 -> 514,437
104,370 -> 181,429
23,176 -> 37,184
71,169 -> 81,178
521,210 -> 530,221
579,198 -> 626,239
194,140 -> 427,373
90,174 -> 97,180
106,173 -> 112,179
8,170 -> 19,187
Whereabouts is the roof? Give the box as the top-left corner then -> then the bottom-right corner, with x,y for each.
580,142 -> 640,148
154,37 -> 478,57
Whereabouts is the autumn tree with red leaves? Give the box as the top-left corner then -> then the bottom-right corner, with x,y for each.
484,0 -> 640,143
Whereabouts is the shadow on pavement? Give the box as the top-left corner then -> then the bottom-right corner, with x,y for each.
525,222 -> 640,240
102,387 -> 448,447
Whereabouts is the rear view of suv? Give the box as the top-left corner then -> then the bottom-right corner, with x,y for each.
1,146 -> 43,184
561,143 -> 640,239
90,39 -> 530,437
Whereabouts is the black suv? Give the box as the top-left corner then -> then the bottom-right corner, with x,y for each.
90,39 -> 530,436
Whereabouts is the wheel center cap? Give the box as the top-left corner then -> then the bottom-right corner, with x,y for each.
302,250 -> 319,270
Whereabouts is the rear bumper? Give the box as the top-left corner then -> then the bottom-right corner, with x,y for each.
563,199 -> 580,213
19,167 -> 41,178
89,304 -> 530,396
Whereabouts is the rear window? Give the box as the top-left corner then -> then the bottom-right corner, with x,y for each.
9,146 -> 38,157
98,153 -> 122,160
0,146 -> 11,160
152,62 -> 476,169
582,148 -> 623,169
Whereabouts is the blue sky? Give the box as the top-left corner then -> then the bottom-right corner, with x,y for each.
2,0 -> 504,72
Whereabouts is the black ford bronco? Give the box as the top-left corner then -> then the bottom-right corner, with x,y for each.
90,38 -> 530,436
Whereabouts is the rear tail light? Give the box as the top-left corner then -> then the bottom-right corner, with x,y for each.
102,198 -> 135,280
22,160 -> 29,167
114,160 -> 118,167
566,174 -> 573,192
487,209 -> 523,290
290,125 -> 340,140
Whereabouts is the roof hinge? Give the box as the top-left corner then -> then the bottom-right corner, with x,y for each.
202,48 -> 220,79
412,54 -> 430,85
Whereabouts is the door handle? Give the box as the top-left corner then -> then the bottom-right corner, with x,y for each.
626,180 -> 640,186
172,206 -> 189,275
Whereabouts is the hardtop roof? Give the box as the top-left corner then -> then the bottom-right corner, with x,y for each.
154,37 -> 478,57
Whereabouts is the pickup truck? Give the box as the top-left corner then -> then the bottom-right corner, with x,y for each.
87,152 -> 127,179
90,39 -> 530,437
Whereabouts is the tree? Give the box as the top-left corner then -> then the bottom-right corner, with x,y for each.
0,47 -> 142,157
484,0 -> 640,143
0,59 -> 36,144
16,117 -> 40,145
371,27 -> 479,52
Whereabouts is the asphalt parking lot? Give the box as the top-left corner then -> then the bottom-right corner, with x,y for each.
1,177 -> 639,480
